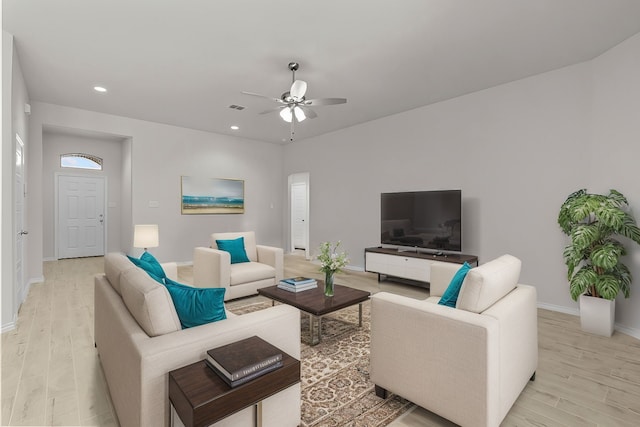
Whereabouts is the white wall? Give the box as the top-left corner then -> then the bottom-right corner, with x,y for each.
28,103 -> 284,281
42,129 -> 125,258
284,39 -> 640,335
285,61 -> 591,307
590,32 -> 640,334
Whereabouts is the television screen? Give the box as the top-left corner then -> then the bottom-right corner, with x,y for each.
381,190 -> 462,252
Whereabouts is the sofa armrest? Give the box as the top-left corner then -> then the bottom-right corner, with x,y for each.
370,292 -> 499,427
429,261 -> 462,297
160,262 -> 178,281
482,284 -> 538,420
193,247 -> 231,288
256,245 -> 284,282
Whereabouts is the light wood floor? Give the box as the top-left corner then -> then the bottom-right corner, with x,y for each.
2,253 -> 640,426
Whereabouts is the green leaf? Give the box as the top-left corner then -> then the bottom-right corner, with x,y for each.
612,264 -> 632,298
569,267 -> 597,301
595,205 -> 626,230
562,244 -> 584,278
620,214 -> 640,244
570,224 -> 599,252
590,243 -> 622,270
571,197 -> 600,224
607,189 -> 628,207
595,274 -> 620,300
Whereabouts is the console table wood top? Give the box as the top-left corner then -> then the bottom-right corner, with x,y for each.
365,246 -> 478,264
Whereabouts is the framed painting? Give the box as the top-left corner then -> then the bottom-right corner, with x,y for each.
181,176 -> 245,214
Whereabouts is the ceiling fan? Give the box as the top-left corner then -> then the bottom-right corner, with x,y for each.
242,62 -> 347,141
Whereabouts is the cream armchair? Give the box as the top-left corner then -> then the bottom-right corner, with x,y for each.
193,231 -> 284,301
370,255 -> 538,427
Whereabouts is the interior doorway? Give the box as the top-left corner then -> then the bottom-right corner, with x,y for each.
289,173 -> 310,259
15,134 -> 26,309
56,174 -> 106,258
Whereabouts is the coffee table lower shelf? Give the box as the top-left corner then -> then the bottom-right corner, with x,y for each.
258,283 -> 371,345
169,352 -> 300,427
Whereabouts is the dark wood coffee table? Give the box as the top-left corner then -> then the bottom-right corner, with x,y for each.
257,282 -> 371,345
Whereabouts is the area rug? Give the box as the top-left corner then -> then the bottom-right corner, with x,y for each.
227,298 -> 414,427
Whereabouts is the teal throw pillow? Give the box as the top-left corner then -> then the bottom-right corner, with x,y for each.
438,262 -> 472,308
163,278 -> 227,328
216,237 -> 250,264
127,252 -> 166,283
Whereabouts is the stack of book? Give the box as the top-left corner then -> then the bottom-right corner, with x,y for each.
205,336 -> 283,388
277,276 -> 318,292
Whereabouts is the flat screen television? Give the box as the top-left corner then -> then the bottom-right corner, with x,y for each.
380,190 -> 462,252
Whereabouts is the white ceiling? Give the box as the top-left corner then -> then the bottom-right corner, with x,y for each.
4,0 -> 640,144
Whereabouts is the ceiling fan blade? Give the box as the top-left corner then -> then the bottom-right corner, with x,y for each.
290,80 -> 307,100
304,97 -> 347,106
298,106 -> 317,119
241,91 -> 284,103
259,106 -> 286,115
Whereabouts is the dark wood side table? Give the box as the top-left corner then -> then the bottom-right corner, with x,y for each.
169,350 -> 300,427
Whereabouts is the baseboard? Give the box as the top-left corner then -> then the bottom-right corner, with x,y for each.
614,324 -> 640,340
43,256 -> 57,262
1,318 -> 17,333
537,302 -> 640,339
537,302 -> 579,316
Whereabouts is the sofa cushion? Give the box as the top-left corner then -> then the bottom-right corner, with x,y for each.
104,252 -> 135,296
437,262 -> 472,308
230,262 -> 276,286
456,254 -> 521,313
211,231 -> 258,262
163,278 -> 227,328
120,267 -> 182,337
215,237 -> 251,264
127,252 -> 166,283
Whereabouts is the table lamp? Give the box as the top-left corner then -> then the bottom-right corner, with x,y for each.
133,224 -> 159,252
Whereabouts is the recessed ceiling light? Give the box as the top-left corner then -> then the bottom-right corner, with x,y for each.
230,125 -> 239,130
93,86 -> 107,93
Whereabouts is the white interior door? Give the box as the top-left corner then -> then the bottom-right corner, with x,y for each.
289,173 -> 310,259
15,135 -> 26,308
291,183 -> 308,249
57,175 -> 106,258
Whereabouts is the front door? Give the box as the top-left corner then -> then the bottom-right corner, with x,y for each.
57,175 -> 106,258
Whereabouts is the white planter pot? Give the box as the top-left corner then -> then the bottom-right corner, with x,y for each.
579,294 -> 615,337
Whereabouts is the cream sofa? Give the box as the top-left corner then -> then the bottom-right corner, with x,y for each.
193,231 -> 283,301
94,253 -> 300,427
370,255 -> 538,427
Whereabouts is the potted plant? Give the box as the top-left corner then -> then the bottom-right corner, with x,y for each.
317,241 -> 349,297
558,189 -> 640,336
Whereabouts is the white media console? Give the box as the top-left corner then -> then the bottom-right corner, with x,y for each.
364,247 -> 478,286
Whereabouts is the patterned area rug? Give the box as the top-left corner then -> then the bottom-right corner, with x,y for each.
227,298 -> 413,427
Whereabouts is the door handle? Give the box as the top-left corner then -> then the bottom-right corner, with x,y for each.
19,230 -> 28,236
99,214 -> 104,223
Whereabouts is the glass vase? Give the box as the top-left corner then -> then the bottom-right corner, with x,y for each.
324,271 -> 335,297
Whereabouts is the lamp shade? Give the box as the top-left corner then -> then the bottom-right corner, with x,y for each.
134,224 -> 159,249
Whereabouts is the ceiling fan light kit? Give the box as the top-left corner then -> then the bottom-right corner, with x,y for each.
241,62 -> 347,141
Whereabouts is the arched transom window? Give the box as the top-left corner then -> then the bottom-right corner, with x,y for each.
60,153 -> 103,170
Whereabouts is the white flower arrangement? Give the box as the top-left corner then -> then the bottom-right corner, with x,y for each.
317,241 -> 349,274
